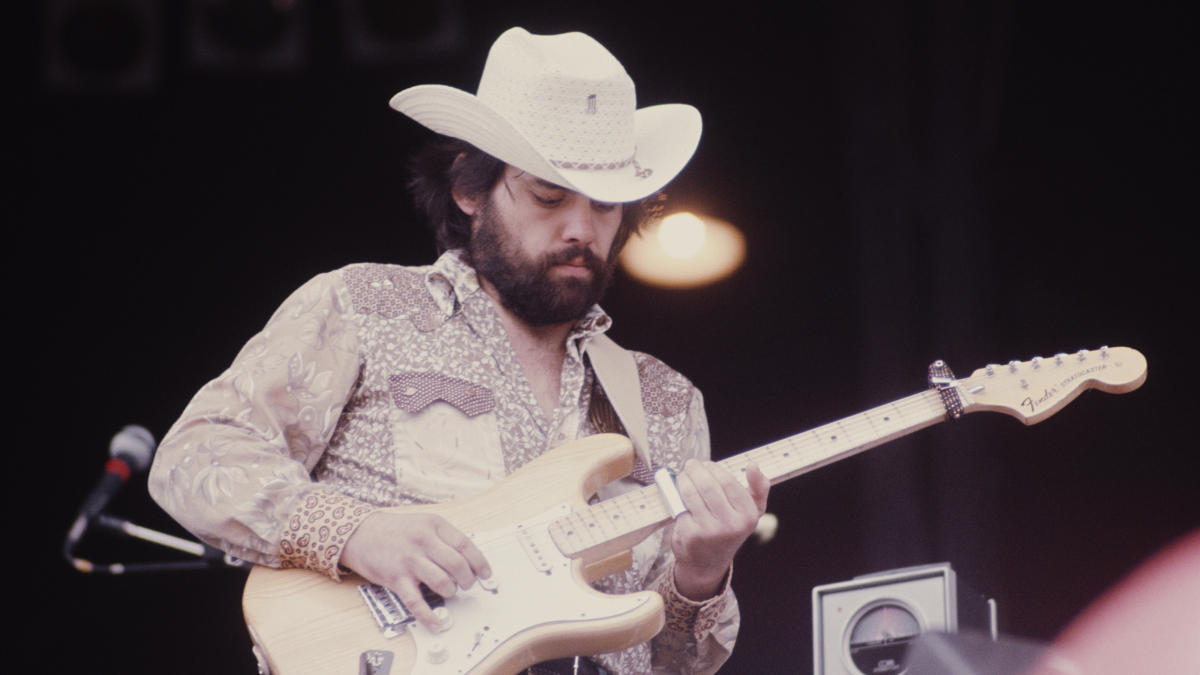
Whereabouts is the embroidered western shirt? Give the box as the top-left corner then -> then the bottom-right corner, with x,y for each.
149,251 -> 740,675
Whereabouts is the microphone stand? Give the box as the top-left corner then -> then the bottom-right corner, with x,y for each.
66,424 -> 251,575
64,511 -> 251,574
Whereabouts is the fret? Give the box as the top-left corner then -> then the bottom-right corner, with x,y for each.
550,486 -> 671,557
860,400 -> 910,438
712,391 -> 950,488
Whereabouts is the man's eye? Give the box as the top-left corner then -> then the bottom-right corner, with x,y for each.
592,201 -> 618,213
533,192 -> 563,206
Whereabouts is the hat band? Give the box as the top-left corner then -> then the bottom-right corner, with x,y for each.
547,153 -> 654,180
548,153 -> 636,172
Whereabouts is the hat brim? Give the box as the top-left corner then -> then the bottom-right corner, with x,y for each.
391,84 -> 701,203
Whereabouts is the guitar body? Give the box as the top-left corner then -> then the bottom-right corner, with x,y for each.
243,434 -> 666,675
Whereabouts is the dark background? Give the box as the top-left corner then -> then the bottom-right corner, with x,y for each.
16,1 -> 1195,673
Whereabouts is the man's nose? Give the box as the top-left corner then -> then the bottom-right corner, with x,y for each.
560,200 -> 598,244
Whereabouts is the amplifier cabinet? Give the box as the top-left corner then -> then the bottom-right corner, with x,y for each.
812,563 -> 995,675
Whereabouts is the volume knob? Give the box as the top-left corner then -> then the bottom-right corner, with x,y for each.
427,641 -> 449,664
433,606 -> 454,632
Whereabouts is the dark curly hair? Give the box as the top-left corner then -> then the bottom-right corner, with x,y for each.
408,137 -> 663,258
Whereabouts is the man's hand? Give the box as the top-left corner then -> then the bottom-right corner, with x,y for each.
340,512 -> 492,630
670,460 -> 770,601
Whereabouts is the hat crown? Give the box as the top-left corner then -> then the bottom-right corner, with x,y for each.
476,29 -> 637,169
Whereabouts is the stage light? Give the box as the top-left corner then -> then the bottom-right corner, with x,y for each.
657,212 -> 707,258
620,212 -> 745,288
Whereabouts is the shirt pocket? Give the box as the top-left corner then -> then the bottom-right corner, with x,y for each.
387,372 -> 506,503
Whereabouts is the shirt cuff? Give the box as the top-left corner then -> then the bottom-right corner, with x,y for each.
654,560 -> 733,642
279,488 -> 377,580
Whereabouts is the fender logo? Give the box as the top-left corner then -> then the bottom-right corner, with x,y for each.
1021,364 -> 1107,413
1022,387 -> 1059,413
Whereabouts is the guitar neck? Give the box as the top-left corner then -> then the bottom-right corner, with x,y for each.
549,389 -> 949,559
720,388 -> 948,484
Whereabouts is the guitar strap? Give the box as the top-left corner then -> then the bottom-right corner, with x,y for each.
585,333 -> 652,472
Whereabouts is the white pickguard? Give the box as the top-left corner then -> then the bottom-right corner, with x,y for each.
402,503 -> 652,675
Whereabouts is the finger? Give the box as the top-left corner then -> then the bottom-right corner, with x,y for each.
677,460 -> 735,528
686,461 -> 750,522
706,461 -> 761,513
391,578 -> 440,631
435,519 -> 492,580
427,522 -> 490,589
411,556 -> 461,600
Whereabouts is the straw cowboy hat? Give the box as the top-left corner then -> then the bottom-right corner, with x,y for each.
390,27 -> 702,204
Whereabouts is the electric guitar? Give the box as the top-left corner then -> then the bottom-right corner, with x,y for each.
243,346 -> 1147,675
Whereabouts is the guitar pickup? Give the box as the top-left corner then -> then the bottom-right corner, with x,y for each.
517,528 -> 553,572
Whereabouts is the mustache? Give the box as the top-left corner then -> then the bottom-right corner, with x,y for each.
541,244 -> 605,272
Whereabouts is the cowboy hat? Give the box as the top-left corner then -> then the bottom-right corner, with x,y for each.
390,27 -> 702,204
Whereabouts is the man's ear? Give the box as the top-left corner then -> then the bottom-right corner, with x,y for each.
452,189 -> 480,217
450,152 -> 480,216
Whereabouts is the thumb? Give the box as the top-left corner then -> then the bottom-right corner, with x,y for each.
745,461 -> 770,514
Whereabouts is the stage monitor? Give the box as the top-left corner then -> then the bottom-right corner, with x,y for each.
812,562 -> 995,675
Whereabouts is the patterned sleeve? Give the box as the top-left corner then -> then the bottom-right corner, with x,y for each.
646,388 -> 742,675
147,271 -> 378,578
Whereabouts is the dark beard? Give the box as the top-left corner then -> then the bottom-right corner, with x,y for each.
468,199 -> 615,326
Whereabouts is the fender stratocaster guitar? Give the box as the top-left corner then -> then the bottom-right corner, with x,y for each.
243,346 -> 1147,675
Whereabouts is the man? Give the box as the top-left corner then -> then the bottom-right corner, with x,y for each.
149,28 -> 769,675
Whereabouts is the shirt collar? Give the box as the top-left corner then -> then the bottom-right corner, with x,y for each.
425,250 -> 480,318
425,250 -> 613,361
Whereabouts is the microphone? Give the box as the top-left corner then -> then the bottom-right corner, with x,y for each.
76,425 -> 156,524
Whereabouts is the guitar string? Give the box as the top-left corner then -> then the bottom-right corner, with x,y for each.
481,355 -> 1119,559
720,356 -> 1119,488
459,362 -> 1094,556
481,388 -> 949,557
725,356 -> 1106,481
470,388 -> 949,565
436,361 -> 1101,580
714,389 -> 945,485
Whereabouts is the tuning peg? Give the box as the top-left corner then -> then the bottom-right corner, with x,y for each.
1031,357 -> 1043,369
1077,349 -> 1088,362
1008,360 -> 1019,373
1100,345 -> 1109,359
1055,353 -> 1066,365
986,364 -> 997,376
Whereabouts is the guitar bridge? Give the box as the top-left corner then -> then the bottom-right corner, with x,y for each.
357,584 -> 415,638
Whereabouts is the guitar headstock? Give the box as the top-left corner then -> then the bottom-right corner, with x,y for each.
957,346 -> 1147,425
